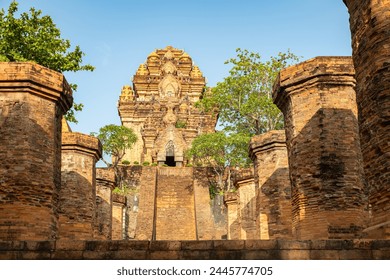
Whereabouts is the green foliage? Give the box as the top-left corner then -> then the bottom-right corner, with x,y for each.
65,103 -> 84,124
186,131 -> 251,190
188,49 -> 299,190
175,120 -> 187,128
186,131 -> 251,169
121,160 -> 130,165
133,161 -> 139,165
187,132 -> 226,168
91,124 -> 137,169
208,183 -> 225,199
0,1 -> 94,123
92,124 -> 137,190
198,48 -> 300,135
186,163 -> 193,167
112,186 -> 138,195
142,161 -> 150,166
151,163 -> 158,166
209,184 -> 218,199
112,187 -> 124,195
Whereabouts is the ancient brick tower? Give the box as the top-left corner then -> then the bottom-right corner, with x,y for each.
118,46 -> 217,166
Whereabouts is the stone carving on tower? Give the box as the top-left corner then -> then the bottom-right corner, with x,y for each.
118,46 -> 217,166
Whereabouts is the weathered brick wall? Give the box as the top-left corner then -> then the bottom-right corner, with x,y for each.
0,239 -> 389,260
112,194 -> 126,240
193,168 -> 215,240
123,166 -> 226,241
234,172 -> 257,240
155,167 -> 196,240
273,57 -> 367,239
344,0 -> 390,239
0,62 -> 72,240
193,167 -> 227,240
131,166 -> 157,240
250,131 -> 292,240
59,132 -> 102,240
121,167 -> 142,240
95,168 -> 115,240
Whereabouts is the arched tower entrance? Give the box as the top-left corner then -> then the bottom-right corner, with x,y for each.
165,140 -> 176,166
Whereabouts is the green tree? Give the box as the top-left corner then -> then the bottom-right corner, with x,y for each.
0,1 -> 94,123
198,48 -> 300,135
91,124 -> 137,169
192,48 -> 299,168
188,49 -> 299,189
186,132 -> 251,192
91,124 -> 137,188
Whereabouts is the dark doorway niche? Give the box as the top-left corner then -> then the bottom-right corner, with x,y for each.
165,156 -> 176,167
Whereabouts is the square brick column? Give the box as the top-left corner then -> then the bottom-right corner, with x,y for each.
0,62 -> 72,240
344,0 -> 390,238
193,167 -> 227,240
112,193 -> 126,240
233,169 -> 257,240
59,132 -> 102,239
95,168 -> 115,240
273,57 -> 367,239
249,130 -> 292,240
224,192 -> 240,240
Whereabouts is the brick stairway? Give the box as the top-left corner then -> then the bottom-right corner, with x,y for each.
155,167 -> 196,240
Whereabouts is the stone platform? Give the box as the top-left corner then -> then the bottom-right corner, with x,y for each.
0,239 -> 389,260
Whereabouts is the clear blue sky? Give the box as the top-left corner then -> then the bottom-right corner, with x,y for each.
2,0 -> 352,135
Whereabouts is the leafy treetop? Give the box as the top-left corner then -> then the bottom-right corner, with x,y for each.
198,48 -> 300,135
0,1 -> 94,122
187,49 -> 300,191
186,131 -> 251,190
91,124 -> 138,170
91,124 -> 137,189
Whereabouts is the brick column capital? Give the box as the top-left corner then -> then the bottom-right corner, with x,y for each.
0,62 -> 73,113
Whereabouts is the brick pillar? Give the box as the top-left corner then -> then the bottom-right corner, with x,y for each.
344,0 -> 390,238
273,57 -> 367,239
58,132 -> 102,239
0,62 -> 72,240
112,193 -> 126,240
95,168 -> 115,240
249,130 -> 292,240
224,193 -> 240,240
234,170 -> 257,240
193,167 -> 227,240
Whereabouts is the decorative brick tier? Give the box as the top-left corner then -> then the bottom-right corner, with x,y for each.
0,62 -> 72,240
273,57 -> 367,239
249,130 -> 292,240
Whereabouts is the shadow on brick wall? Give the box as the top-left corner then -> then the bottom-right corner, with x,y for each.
288,108 -> 368,239
255,167 -> 292,239
0,101 -> 61,241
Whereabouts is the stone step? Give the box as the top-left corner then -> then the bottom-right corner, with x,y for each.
155,166 -> 196,240
157,167 -> 193,177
